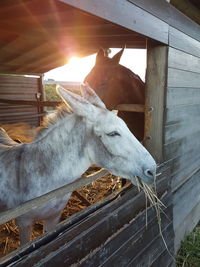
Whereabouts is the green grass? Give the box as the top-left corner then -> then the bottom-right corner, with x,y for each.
176,225 -> 200,267
44,84 -> 62,102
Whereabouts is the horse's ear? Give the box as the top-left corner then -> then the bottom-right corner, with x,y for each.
81,83 -> 106,109
111,48 -> 124,64
56,86 -> 97,119
95,48 -> 105,65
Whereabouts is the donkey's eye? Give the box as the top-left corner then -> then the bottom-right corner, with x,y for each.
107,131 -> 121,137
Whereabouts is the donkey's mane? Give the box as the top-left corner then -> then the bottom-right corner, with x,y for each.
35,104 -> 73,140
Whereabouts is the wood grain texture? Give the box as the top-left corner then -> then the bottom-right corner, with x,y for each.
10,191 -> 173,266
164,130 -> 200,160
165,117 -> 200,144
173,169 -> 200,231
169,147 -> 200,190
165,104 -> 200,125
128,0 -> 200,42
168,47 -> 200,74
60,0 -> 169,44
166,87 -> 200,107
168,68 -> 200,88
169,27 -> 200,57
144,41 -> 168,162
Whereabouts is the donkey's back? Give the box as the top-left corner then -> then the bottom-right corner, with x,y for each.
0,129 -> 23,210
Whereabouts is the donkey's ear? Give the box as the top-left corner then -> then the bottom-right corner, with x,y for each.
111,47 -> 124,64
81,83 -> 106,109
56,86 -> 97,119
95,48 -> 106,65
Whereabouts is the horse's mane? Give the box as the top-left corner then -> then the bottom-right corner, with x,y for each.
118,64 -> 145,86
35,104 -> 73,140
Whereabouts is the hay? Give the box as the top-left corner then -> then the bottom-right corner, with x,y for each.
135,176 -> 174,260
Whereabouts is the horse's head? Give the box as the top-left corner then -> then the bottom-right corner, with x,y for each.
84,48 -> 145,110
57,84 -> 156,185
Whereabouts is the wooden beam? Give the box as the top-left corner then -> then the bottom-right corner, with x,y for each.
0,98 -> 61,107
0,99 -> 145,113
144,41 -> 168,163
0,98 -> 145,112
0,169 -> 108,225
115,104 -> 145,113
59,0 -> 169,44
128,0 -> 200,42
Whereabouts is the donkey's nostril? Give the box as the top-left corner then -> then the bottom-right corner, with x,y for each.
145,169 -> 154,178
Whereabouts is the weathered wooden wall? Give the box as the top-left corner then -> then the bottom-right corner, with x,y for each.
165,27 -> 200,252
0,75 -> 43,126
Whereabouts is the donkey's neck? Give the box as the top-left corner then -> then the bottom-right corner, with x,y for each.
31,114 -> 92,185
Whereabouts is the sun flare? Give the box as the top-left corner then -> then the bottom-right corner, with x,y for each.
45,54 -> 96,82
44,49 -> 146,82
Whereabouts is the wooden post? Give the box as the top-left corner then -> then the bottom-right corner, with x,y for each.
37,75 -> 44,125
144,40 -> 168,163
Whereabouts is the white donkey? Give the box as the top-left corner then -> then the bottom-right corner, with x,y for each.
0,84 -> 156,244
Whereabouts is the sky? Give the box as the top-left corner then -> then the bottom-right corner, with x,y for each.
44,48 -> 146,82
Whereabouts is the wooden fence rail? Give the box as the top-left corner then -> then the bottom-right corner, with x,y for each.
0,169 -> 108,225
0,98 -> 145,113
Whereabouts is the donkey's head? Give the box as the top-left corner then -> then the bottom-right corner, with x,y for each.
57,84 -> 156,185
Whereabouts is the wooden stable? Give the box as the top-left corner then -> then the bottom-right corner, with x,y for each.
0,0 -> 200,266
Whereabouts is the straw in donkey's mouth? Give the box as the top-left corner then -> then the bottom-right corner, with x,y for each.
135,176 -> 174,260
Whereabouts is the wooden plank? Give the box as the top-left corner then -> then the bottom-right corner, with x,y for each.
168,68 -> 200,88
144,41 -> 168,162
168,47 -> 200,74
174,200 -> 200,253
173,169 -> 200,231
10,183 -> 171,266
165,117 -> 200,144
128,0 -> 200,42
115,104 -> 144,113
171,157 -> 200,192
0,112 -> 45,120
0,98 -> 145,112
79,203 -> 173,266
150,241 -> 175,267
169,27 -> 200,58
166,87 -> 200,107
102,211 -> 173,266
0,76 -> 39,84
60,0 -> 169,44
164,130 -> 200,160
127,224 -> 174,267
0,169 -> 108,225
0,98 -> 61,107
166,104 -> 200,125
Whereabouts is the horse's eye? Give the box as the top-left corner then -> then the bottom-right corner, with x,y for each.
107,131 -> 121,137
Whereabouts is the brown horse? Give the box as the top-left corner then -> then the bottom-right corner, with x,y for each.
84,48 -> 145,141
